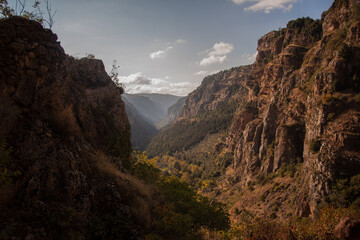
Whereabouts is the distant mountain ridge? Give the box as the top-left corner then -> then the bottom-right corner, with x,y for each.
122,93 -> 184,149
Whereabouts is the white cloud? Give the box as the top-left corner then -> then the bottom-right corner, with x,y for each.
231,0 -> 297,13
207,42 -> 234,56
194,70 -> 208,76
199,42 -> 234,66
200,55 -> 227,66
242,51 -> 258,63
150,46 -> 173,59
175,39 -> 187,44
119,72 -> 197,96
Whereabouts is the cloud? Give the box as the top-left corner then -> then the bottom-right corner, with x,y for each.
150,46 -> 173,59
175,39 -> 187,44
242,51 -> 258,62
199,42 -> 234,66
119,72 -> 197,96
194,70 -> 208,76
231,0 -> 297,13
200,55 -> 227,66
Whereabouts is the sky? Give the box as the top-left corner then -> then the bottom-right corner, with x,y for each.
10,0 -> 334,96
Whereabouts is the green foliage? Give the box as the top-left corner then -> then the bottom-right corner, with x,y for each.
310,137 -> 321,153
256,173 -> 276,186
131,152 -> 230,239
278,162 -> 302,178
225,206 -> 360,240
328,174 -> 360,208
327,28 -> 347,51
147,102 -> 237,156
109,60 -> 124,94
0,0 -> 56,28
0,0 -> 13,17
327,112 -> 336,121
286,17 -> 323,43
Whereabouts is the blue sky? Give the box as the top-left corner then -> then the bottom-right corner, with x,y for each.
10,0 -> 334,95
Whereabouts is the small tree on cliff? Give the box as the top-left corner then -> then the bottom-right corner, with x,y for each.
109,60 -> 125,94
0,0 -> 56,29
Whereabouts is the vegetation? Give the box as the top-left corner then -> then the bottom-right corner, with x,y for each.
131,152 -> 230,240
221,206 -> 360,240
328,174 -> 360,208
253,84 -> 260,96
0,0 -> 56,28
109,60 -> 125,93
310,137 -> 322,153
147,101 -> 238,156
285,17 -> 323,46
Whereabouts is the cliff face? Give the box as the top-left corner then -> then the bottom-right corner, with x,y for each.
148,0 -> 360,219
0,17 -> 147,239
183,66 -> 251,118
123,97 -> 159,150
147,66 -> 250,156
224,0 -> 360,217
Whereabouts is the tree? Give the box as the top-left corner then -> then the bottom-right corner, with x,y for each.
109,60 -> 125,93
0,0 -> 56,29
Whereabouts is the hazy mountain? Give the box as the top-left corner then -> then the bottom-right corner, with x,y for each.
122,97 -> 159,150
122,93 -> 182,125
155,96 -> 186,129
122,93 -> 183,149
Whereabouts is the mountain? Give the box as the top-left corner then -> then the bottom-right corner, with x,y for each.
136,93 -> 183,117
123,93 -> 182,125
0,16 -> 146,239
0,16 -> 230,240
123,97 -> 159,150
147,0 -> 360,222
122,93 -> 183,149
156,96 -> 187,129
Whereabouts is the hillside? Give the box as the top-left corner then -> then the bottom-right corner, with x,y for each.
0,16 -> 145,239
122,93 -> 182,126
0,16 -> 231,240
122,93 -> 183,149
156,96 -> 187,129
123,97 -> 159,150
147,0 -> 360,224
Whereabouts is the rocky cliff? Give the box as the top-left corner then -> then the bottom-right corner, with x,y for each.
148,0 -> 360,219
123,97 -> 158,150
0,17 -> 149,239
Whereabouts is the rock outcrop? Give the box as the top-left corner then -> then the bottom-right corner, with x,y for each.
148,0 -> 360,219
0,17 -> 148,239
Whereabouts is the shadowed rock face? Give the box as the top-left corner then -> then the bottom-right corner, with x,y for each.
0,17 -> 145,239
148,0 -> 360,219
335,217 -> 360,240
225,0 -> 360,216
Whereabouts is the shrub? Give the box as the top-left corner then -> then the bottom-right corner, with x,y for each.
327,112 -> 336,121
253,84 -> 260,96
310,137 -> 321,153
328,174 -> 360,208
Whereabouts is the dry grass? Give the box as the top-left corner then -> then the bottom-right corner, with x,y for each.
93,151 -> 154,228
56,104 -> 79,136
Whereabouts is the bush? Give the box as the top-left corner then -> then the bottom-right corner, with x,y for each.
253,84 -> 260,96
131,152 -> 230,239
310,137 -> 321,153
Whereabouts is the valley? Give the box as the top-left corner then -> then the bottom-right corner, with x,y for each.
1,0 -> 360,239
